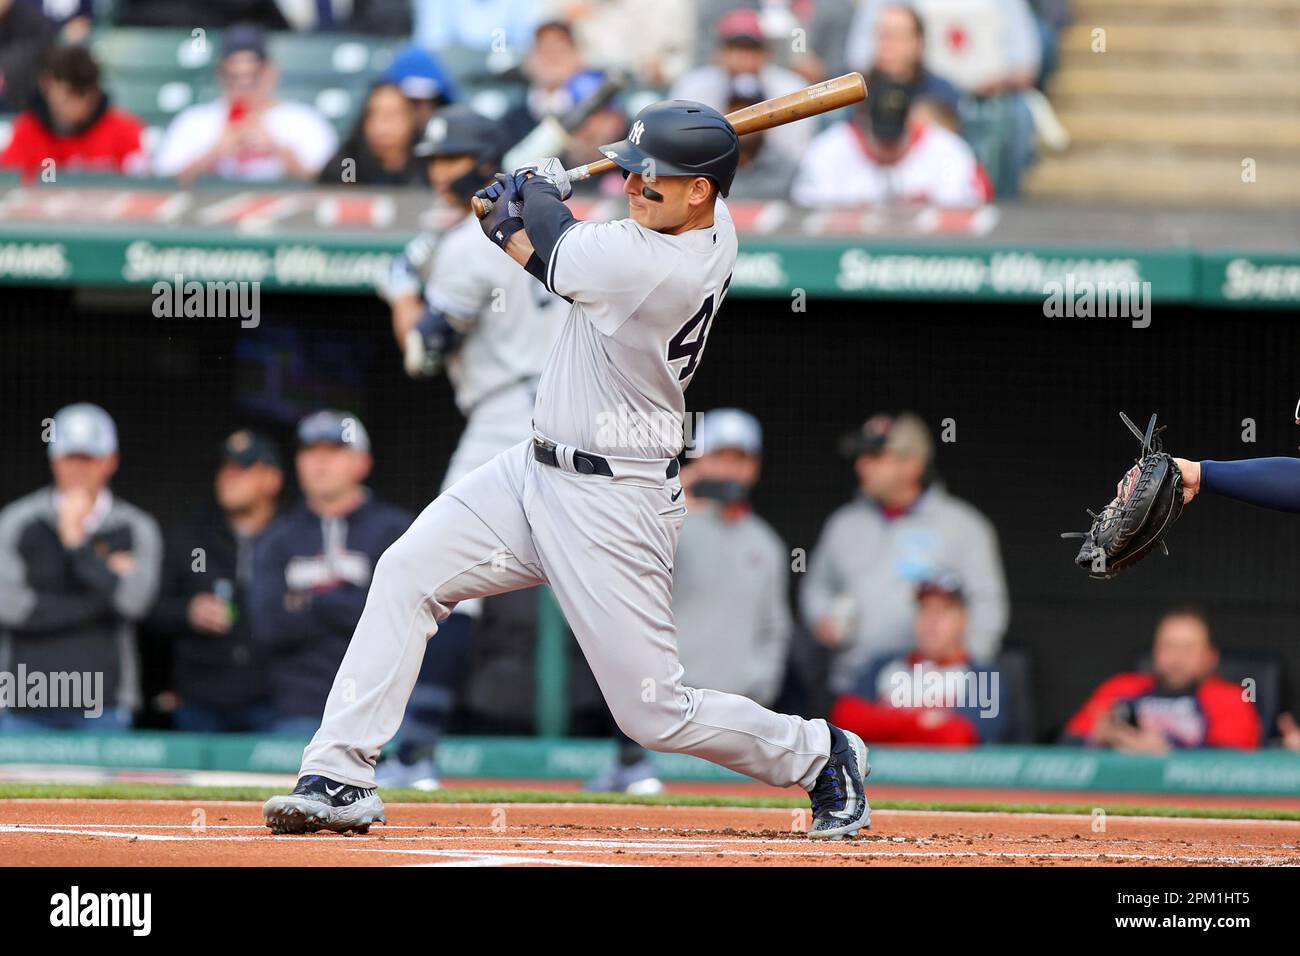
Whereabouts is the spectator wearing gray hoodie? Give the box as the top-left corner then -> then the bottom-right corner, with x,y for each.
800,412 -> 1008,694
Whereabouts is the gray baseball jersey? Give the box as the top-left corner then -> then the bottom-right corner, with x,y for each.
429,212 -> 566,418
533,199 -> 737,458
427,212 -> 566,490
299,198 -> 833,796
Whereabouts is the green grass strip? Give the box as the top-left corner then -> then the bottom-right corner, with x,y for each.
0,782 -> 1298,821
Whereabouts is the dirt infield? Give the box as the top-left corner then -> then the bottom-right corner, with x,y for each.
3,799 -> 1299,866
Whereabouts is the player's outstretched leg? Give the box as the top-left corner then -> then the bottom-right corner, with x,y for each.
263,444 -> 544,834
525,459 -> 870,838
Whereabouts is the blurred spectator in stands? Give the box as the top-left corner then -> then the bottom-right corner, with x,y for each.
677,410 -> 792,706
841,0 -> 1040,197
1062,608 -> 1260,752
672,9 -> 810,165
844,0 -> 1041,94
800,412 -> 1007,697
0,0 -> 55,112
414,0 -> 541,59
0,404 -> 162,733
1,46 -> 146,181
380,44 -> 458,132
153,23 -> 338,185
500,20 -> 585,145
719,73 -> 797,200
830,573 -> 1008,746
148,431 -> 283,733
559,70 -> 628,198
318,81 -> 424,186
1278,713 -> 1300,752
871,5 -> 961,130
690,0 -> 859,85
549,0 -> 694,86
116,0 -> 287,29
796,0 -> 857,83
250,411 -> 410,735
589,409 -> 793,792
19,0 -> 93,43
791,77 -> 992,207
1029,0 -> 1071,90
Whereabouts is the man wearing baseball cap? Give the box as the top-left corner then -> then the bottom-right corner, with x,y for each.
801,411 -> 1008,699
148,429 -> 283,732
671,8 -> 812,165
249,411 -> 412,734
829,571 -> 1010,745
152,22 -> 338,184
587,408 -> 793,793
0,403 -> 162,731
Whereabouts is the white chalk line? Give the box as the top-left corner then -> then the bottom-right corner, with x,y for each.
3,824 -> 1297,867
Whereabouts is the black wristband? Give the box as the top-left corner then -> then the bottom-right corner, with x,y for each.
486,214 -> 527,250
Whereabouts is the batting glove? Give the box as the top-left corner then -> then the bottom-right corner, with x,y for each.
475,173 -> 527,250
513,157 -> 572,200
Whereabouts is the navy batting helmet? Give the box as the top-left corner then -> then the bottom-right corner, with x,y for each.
415,106 -> 507,199
598,100 -> 741,197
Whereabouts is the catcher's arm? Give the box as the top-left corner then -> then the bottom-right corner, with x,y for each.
1173,459 -> 1201,504
1177,457 -> 1300,512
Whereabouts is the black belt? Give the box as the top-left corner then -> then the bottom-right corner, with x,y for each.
533,438 -> 680,479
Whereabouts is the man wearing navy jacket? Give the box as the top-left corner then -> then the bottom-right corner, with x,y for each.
251,411 -> 411,734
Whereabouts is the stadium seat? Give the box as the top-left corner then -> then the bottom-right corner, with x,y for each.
106,75 -> 195,123
92,28 -> 216,79
266,33 -> 396,81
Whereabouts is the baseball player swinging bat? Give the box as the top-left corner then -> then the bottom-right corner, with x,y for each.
368,81 -> 630,791
471,72 -> 868,219
264,80 -> 876,841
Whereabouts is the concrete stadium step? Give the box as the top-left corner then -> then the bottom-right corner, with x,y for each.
1054,109 -> 1300,152
1051,69 -> 1300,110
1071,0 -> 1300,26
1036,0 -> 1300,204
1023,154 -> 1300,205
1058,24 -> 1300,64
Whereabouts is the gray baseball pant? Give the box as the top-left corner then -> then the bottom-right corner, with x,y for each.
299,438 -> 831,790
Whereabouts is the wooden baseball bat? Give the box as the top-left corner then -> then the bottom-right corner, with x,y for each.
471,71 -> 867,219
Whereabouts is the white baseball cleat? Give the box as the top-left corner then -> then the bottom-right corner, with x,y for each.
263,774 -> 387,835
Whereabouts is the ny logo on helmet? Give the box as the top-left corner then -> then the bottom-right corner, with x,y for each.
628,120 -> 646,145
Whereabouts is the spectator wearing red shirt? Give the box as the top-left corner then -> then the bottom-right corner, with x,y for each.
1,45 -> 145,179
1062,607 -> 1259,752
830,573 -> 1009,746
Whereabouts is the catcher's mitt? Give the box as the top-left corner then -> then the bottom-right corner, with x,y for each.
1062,412 -> 1185,579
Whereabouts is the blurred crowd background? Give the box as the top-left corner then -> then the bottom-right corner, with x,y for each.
2,0 -> 1299,793
0,0 -> 1074,202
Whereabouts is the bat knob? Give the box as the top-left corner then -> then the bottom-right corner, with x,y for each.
471,195 -> 492,219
